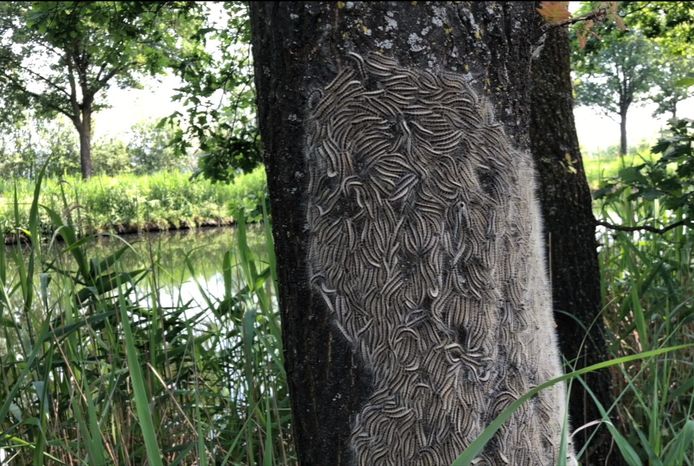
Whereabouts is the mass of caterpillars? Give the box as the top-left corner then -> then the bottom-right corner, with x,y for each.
305,52 -> 576,466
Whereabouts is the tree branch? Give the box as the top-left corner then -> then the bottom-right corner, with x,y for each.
550,8 -> 609,29
65,54 -> 82,125
1,72 -> 75,120
96,62 -> 129,88
595,218 -> 691,234
3,58 -> 72,99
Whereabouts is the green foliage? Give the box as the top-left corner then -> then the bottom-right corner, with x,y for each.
624,2 -> 693,56
582,141 -> 657,189
571,2 -> 692,153
167,2 -> 261,182
0,1 -> 204,117
0,1 -> 260,181
624,2 -> 694,118
195,128 -> 261,183
0,178 -> 293,464
128,120 -> 194,175
0,1 -> 207,176
0,117 -> 79,178
570,116 -> 694,465
595,119 -> 693,224
573,31 -> 656,116
649,58 -> 693,119
572,2 -> 693,118
0,116 -> 198,179
591,183 -> 694,465
0,167 -> 268,239
92,137 -> 131,176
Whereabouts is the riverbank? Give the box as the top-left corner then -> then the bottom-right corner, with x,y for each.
1,167 -> 267,243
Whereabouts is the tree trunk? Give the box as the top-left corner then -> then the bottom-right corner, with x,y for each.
619,107 -> 628,156
250,3 -> 576,465
78,109 -> 92,179
530,25 -> 622,466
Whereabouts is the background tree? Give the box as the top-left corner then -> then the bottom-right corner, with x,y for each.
0,116 -> 79,178
650,59 -> 693,120
0,1 -> 204,178
628,2 -> 694,119
573,29 -> 657,156
572,1 -> 693,154
91,137 -> 130,176
127,120 -> 193,175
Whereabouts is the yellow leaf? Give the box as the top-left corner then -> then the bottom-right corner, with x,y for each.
563,152 -> 578,174
537,1 -> 571,25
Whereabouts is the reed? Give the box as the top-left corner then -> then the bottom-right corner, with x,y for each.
0,167 -> 292,465
0,167 -> 267,241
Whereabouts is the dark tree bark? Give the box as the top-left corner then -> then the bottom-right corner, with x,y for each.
251,2 -> 582,465
529,25 -> 622,465
77,109 -> 93,179
619,106 -> 628,156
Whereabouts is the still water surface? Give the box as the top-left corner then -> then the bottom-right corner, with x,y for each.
3,226 -> 268,314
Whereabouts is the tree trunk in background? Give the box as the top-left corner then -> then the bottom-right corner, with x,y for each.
530,25 -> 622,466
77,109 -> 92,179
619,107 -> 628,156
251,3 -> 577,464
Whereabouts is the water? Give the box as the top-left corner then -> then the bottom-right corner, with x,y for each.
0,226 -> 286,465
1,225 -> 268,316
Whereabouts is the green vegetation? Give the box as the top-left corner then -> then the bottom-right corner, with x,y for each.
167,2 -> 260,184
589,191 -> 694,463
592,197 -> 694,465
582,141 -> 657,189
0,176 -> 292,464
0,118 -> 195,180
0,1 -> 207,178
572,2 -> 693,154
1,167 -> 267,241
0,1 -> 691,465
577,122 -> 694,464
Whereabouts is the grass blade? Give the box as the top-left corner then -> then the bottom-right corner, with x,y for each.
450,344 -> 694,466
118,292 -> 163,466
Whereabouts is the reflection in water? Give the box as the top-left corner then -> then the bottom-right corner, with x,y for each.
3,225 -> 268,315
1,223 -> 290,465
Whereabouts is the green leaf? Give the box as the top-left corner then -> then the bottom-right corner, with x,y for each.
662,419 -> 694,466
118,291 -> 164,466
674,76 -> 694,88
450,344 -> 694,466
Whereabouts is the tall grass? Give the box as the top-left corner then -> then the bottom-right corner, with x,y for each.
0,167 -> 267,241
2,150 -> 692,466
592,186 -> 694,465
582,147 -> 658,190
0,169 -> 292,465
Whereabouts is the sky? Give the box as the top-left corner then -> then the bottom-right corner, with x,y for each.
95,72 -> 693,156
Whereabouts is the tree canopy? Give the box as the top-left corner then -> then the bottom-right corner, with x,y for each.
571,1 -> 693,154
167,2 -> 260,183
0,1 -> 205,178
